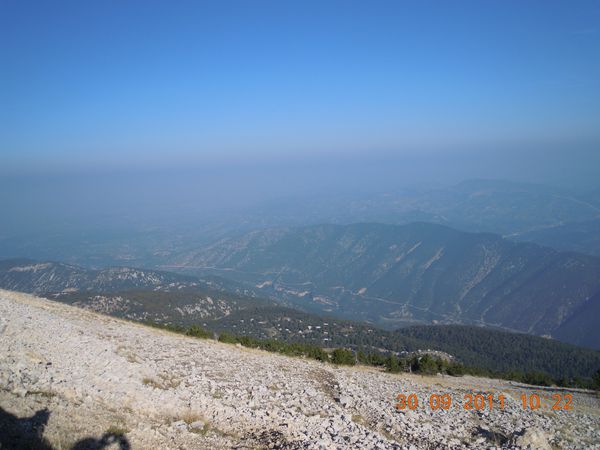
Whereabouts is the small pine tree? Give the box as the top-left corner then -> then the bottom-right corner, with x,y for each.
357,350 -> 368,364
385,354 -> 402,373
331,348 -> 356,366
218,332 -> 238,344
367,352 -> 387,366
185,325 -> 212,339
523,371 -> 553,387
415,354 -> 439,375
446,362 -> 465,376
306,345 -> 329,362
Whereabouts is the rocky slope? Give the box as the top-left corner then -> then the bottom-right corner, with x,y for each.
1,289 -> 599,449
0,259 -> 198,294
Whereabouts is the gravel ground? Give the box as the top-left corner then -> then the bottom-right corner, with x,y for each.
1,289 -> 598,449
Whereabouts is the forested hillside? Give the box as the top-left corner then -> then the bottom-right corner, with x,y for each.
170,222 -> 600,348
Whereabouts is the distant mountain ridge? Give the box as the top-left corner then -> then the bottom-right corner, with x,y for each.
510,218 -> 600,257
0,258 -> 198,294
0,258 -> 276,323
242,179 -> 600,243
170,222 -> 600,349
2,179 -> 599,270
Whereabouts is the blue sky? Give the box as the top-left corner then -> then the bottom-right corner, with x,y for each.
1,0 -> 599,172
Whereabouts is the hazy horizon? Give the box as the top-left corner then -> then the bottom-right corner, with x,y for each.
2,0 -> 600,255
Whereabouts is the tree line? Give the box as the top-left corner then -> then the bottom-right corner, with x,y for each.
144,320 -> 600,390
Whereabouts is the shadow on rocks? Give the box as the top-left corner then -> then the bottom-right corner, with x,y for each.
0,407 -> 131,450
472,425 -> 509,447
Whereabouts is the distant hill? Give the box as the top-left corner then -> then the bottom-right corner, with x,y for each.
238,178 -> 600,240
1,257 -> 599,380
0,258 -> 275,322
511,218 -> 600,257
2,180 -> 599,271
551,291 -> 600,350
394,325 -> 600,380
0,258 -> 198,294
422,179 -> 600,235
169,222 -> 600,349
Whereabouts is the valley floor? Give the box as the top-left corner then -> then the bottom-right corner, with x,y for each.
0,289 -> 598,449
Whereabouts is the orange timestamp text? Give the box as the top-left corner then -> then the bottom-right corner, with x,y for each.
395,392 -> 573,411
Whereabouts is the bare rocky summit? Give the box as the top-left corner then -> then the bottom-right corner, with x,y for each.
1,289 -> 598,449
